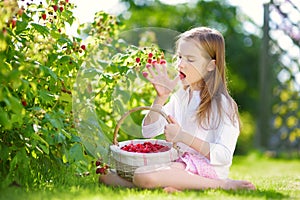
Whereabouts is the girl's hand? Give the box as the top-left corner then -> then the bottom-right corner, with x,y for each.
142,61 -> 179,98
164,115 -> 184,143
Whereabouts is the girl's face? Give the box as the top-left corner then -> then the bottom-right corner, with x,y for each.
176,39 -> 212,90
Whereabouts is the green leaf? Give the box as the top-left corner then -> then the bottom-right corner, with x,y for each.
38,144 -> 49,155
41,65 -> 57,80
45,113 -> 62,129
64,10 -> 75,25
60,92 -> 72,102
31,133 -> 49,148
11,113 -> 23,125
70,135 -> 81,143
54,132 -> 66,144
15,20 -> 28,34
9,96 -> 24,114
59,55 -> 71,63
114,99 -> 125,115
0,111 -> 11,130
48,53 -> 58,64
38,90 -> 55,103
68,143 -> 84,162
57,37 -> 72,45
31,23 -> 50,37
61,129 -> 72,139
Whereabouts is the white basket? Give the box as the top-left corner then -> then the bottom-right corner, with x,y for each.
109,106 -> 179,181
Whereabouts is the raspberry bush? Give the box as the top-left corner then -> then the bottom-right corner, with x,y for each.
0,0 -> 167,187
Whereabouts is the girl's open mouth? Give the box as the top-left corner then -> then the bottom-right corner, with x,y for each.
179,71 -> 186,80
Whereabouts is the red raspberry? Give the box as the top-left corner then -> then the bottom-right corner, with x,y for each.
95,160 -> 102,166
42,13 -> 46,20
96,167 -> 107,175
53,5 -> 58,12
147,58 -> 152,64
135,57 -> 141,63
60,7 -> 64,12
21,100 -> 27,107
80,45 -> 86,50
11,19 -> 17,29
148,53 -> 153,58
121,142 -> 170,153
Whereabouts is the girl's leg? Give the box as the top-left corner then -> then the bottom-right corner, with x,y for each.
133,162 -> 256,191
99,170 -> 135,188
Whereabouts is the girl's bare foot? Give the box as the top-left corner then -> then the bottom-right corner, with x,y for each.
99,170 -> 135,188
223,179 -> 256,190
163,186 -> 182,193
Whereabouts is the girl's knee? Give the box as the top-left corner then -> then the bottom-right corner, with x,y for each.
132,172 -> 157,189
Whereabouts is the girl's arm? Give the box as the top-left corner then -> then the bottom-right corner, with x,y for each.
142,95 -> 176,138
143,95 -> 168,126
164,116 -> 211,159
142,62 -> 179,126
165,115 -> 239,164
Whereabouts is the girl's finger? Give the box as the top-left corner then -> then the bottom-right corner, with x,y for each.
161,62 -> 168,75
172,75 -> 180,85
146,64 -> 157,77
142,71 -> 148,78
168,115 -> 178,124
142,71 -> 154,83
153,62 -> 162,75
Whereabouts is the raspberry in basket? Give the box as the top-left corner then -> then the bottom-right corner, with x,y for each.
120,141 -> 170,153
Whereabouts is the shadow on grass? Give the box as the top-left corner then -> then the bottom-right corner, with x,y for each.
110,186 -> 290,200
223,189 -> 290,199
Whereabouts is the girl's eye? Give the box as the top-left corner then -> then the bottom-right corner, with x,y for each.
187,58 -> 195,62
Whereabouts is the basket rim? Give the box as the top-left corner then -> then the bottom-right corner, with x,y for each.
113,106 -> 171,145
110,139 -> 177,157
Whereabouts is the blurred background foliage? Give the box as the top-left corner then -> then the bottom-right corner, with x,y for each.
0,0 -> 299,189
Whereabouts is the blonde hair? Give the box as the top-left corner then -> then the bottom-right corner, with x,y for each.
177,27 -> 240,129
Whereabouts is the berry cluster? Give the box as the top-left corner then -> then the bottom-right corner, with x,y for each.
121,142 -> 170,153
95,158 -> 109,175
135,51 -> 165,65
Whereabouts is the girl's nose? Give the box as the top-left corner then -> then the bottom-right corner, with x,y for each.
177,58 -> 185,70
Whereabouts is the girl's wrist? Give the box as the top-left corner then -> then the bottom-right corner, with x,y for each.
153,95 -> 168,105
152,104 -> 163,110
181,131 -> 195,147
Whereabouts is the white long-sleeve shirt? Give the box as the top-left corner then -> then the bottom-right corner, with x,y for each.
142,87 -> 240,179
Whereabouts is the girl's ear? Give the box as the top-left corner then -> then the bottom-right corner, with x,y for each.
207,59 -> 216,71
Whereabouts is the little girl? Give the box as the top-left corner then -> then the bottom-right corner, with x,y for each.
100,27 -> 256,192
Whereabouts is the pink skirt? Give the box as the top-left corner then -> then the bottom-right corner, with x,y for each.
176,152 -> 218,179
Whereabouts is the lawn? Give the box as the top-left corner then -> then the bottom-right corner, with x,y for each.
1,152 -> 299,200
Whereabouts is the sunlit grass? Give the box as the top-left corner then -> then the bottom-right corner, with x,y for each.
1,152 -> 299,200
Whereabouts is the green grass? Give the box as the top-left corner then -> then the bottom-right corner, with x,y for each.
1,152 -> 299,200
